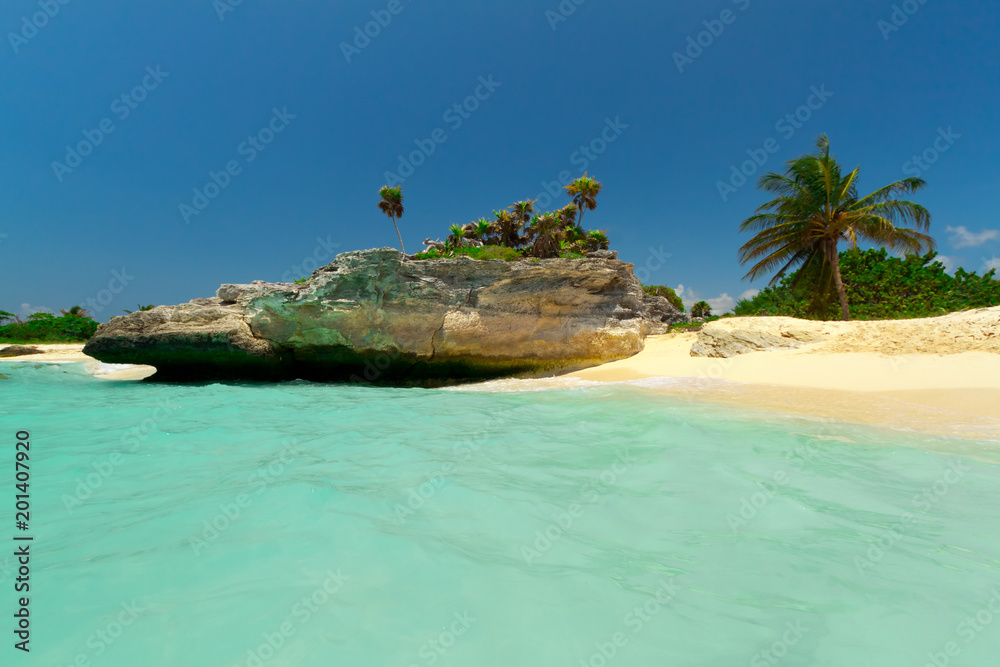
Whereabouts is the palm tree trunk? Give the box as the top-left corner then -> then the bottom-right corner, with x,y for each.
830,243 -> 850,321
392,216 -> 407,259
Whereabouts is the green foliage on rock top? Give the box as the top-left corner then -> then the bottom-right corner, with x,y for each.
412,246 -> 524,262
642,285 -> 685,312
0,313 -> 99,342
413,175 -> 610,262
735,248 -> 1000,320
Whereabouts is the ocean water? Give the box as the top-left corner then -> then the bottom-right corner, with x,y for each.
2,362 -> 1000,667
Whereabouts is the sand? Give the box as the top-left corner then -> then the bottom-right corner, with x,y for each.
568,331 -> 1000,440
6,316 -> 1000,440
0,344 -> 157,380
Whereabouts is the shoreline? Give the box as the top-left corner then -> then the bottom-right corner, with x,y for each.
6,339 -> 1000,440
565,333 -> 1000,440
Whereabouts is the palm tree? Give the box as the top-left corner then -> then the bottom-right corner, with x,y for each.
377,185 -> 406,258
60,305 -> 90,318
474,218 -> 496,245
527,213 -> 561,258
738,135 -> 934,321
691,301 -> 712,318
585,230 -> 609,252
558,203 -> 579,228
494,209 -> 522,249
564,173 -> 602,230
508,200 -> 536,229
448,224 -> 466,249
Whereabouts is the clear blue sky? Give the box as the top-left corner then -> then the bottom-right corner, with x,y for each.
2,0 -> 998,319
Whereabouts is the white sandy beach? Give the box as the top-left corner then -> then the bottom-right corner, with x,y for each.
0,344 -> 157,380
569,325 -> 1000,439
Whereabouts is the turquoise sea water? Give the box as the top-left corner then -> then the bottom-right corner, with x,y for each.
2,362 -> 1000,666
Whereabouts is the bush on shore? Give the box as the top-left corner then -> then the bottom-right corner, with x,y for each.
735,249 -> 1000,320
0,311 -> 99,343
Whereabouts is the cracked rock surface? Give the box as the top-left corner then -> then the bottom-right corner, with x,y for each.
84,248 -> 686,383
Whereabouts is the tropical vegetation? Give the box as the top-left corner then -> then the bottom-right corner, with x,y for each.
378,185 -> 406,257
738,135 -> 934,321
691,301 -> 712,318
0,310 -> 99,343
411,175 -> 610,261
735,248 -> 1000,320
642,285 -> 685,313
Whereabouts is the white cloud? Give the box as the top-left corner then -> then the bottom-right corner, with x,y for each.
706,294 -> 736,314
946,226 -> 999,249
19,303 -> 53,318
984,257 -> 1000,273
674,285 -> 740,314
739,288 -> 760,301
934,255 -> 959,274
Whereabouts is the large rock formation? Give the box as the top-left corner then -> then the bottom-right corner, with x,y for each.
84,248 -> 687,383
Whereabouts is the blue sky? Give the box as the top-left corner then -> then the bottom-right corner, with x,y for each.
1,0 -> 998,320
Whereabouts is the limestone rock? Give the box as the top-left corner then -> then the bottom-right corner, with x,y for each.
84,248 -> 685,383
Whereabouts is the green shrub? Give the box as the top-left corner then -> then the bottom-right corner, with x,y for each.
735,249 -> 1000,320
0,314 -> 99,343
412,245 -> 523,262
642,285 -> 685,312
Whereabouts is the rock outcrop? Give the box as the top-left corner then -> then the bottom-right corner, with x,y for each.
690,307 -> 1000,358
84,248 -> 687,383
0,345 -> 44,358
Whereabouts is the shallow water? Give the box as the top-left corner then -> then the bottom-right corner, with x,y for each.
2,362 -> 1000,666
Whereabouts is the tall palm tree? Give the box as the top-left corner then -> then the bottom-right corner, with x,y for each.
738,135 -> 934,321
377,186 -> 406,258
564,173 -> 602,230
